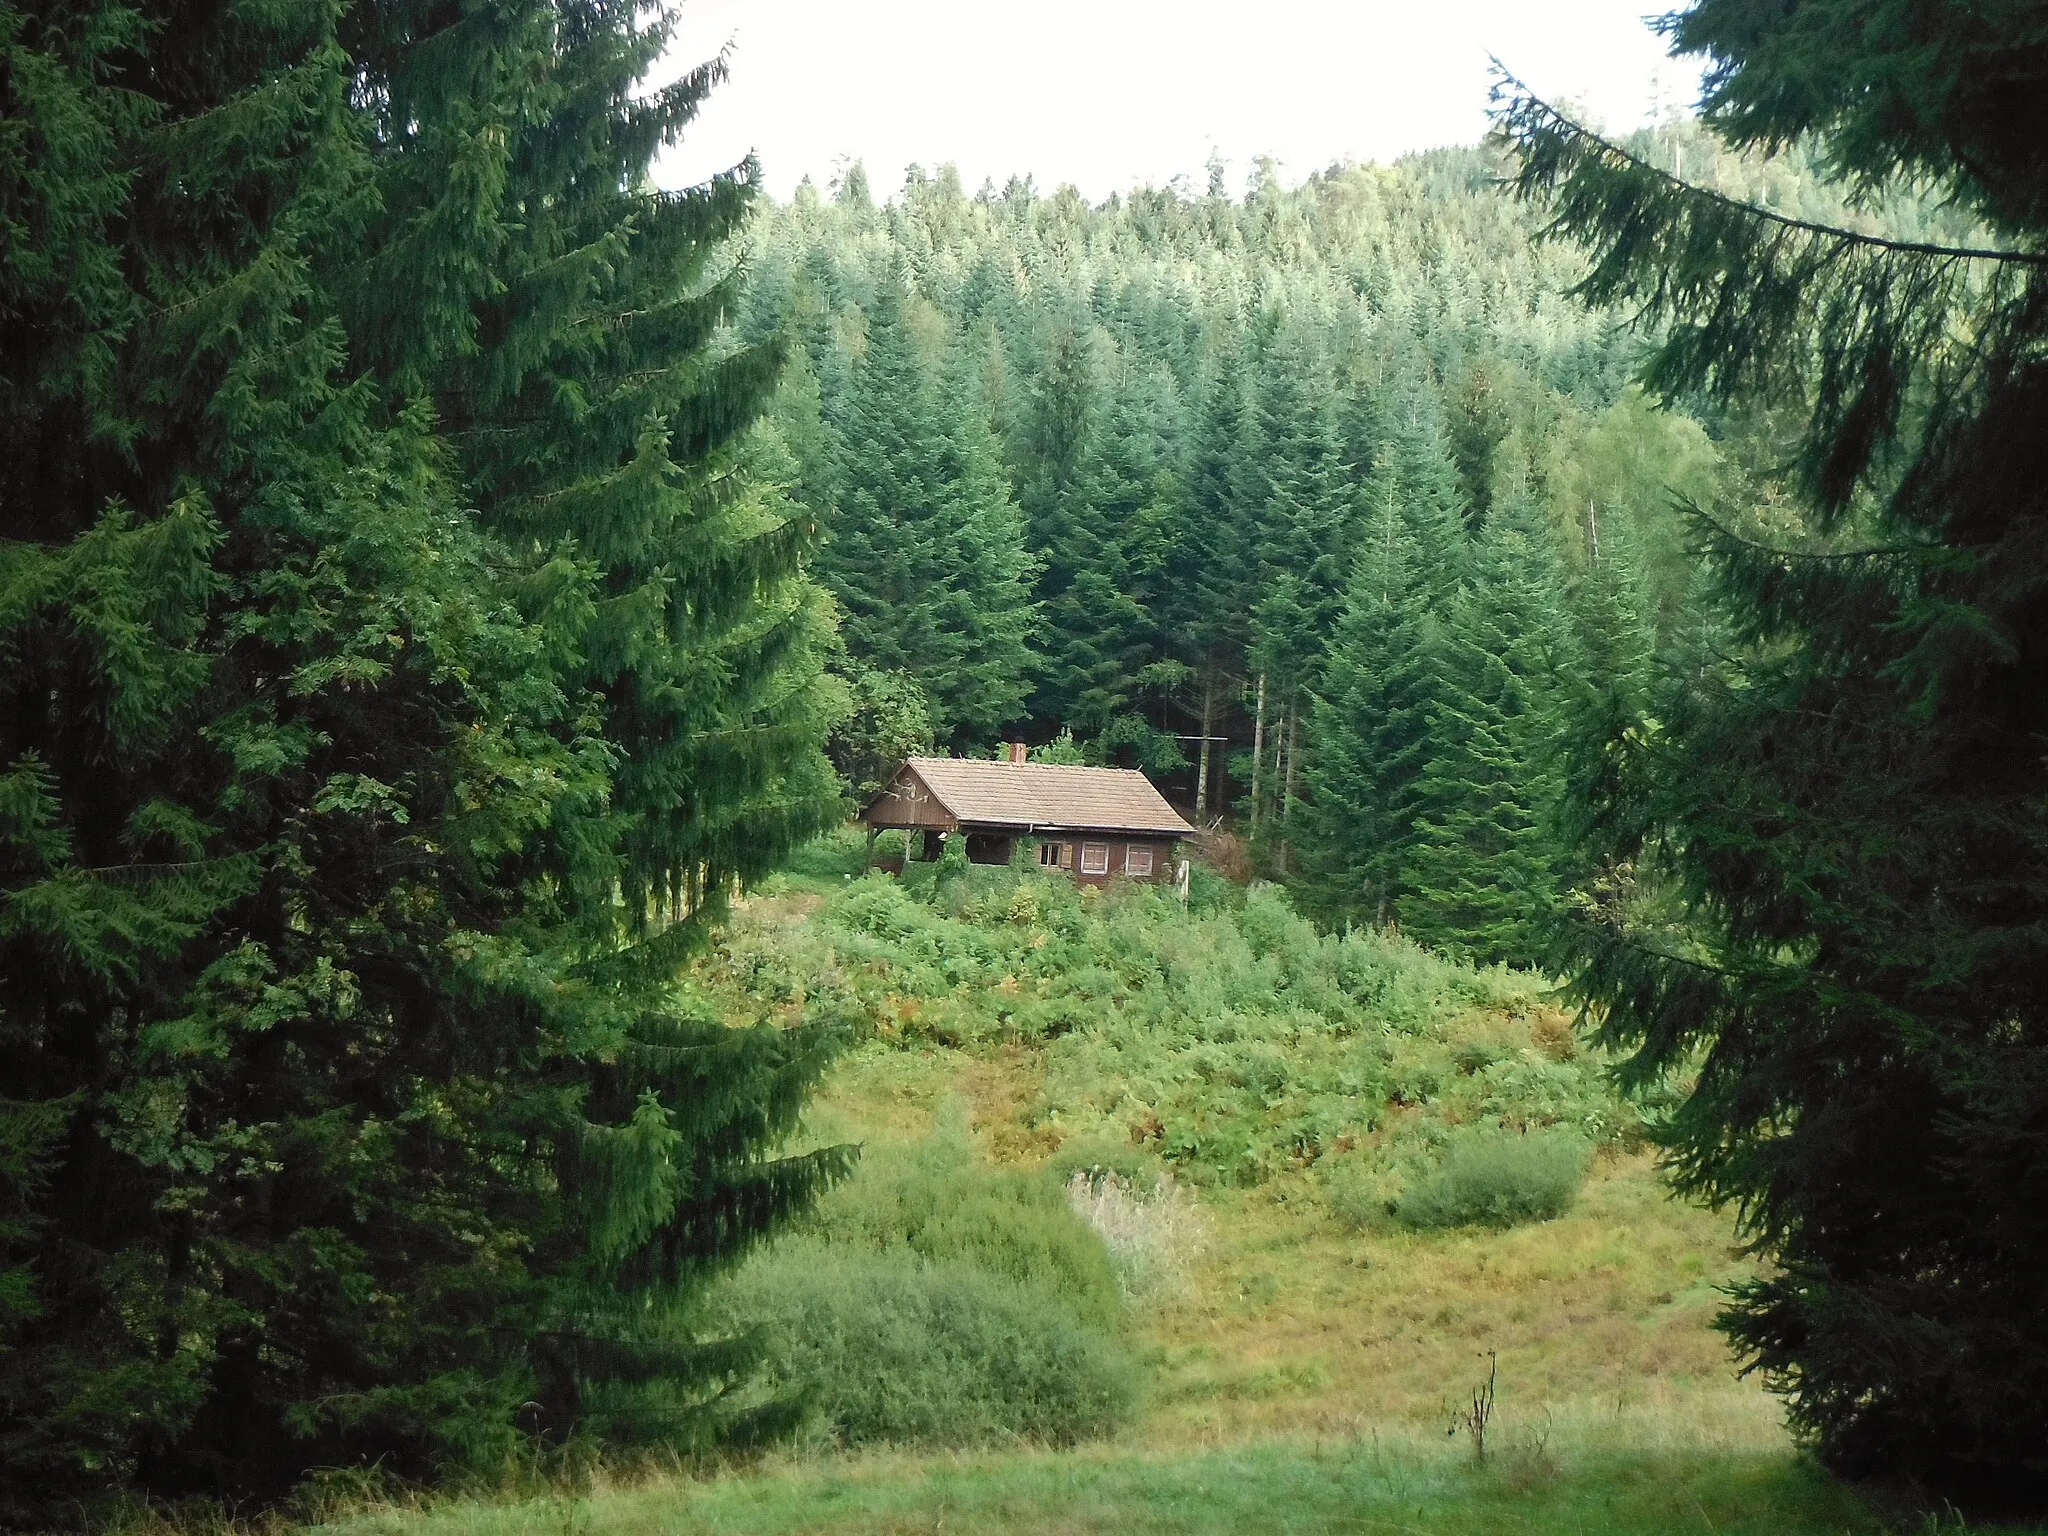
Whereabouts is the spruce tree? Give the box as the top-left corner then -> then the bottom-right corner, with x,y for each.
1294,516 -> 1443,927
1502,6 -> 2048,1478
1066,359 -> 1185,758
1233,319 -> 1355,844
1571,503 -> 1658,713
814,280 -> 1035,747
0,3 -> 842,1515
1157,363 -> 1257,813
1401,483 -> 1582,966
1294,385 -> 1469,927
1013,316 -> 1155,737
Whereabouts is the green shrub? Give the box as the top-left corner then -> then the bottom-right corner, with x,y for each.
776,822 -> 871,880
811,1142 -> 1124,1330
1393,1127 -> 1593,1230
712,1142 -> 1136,1449
716,1239 -> 1137,1448
704,846 -> 1638,1189
834,875 -> 932,942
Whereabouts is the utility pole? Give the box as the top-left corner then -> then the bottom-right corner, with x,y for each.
1195,673 -> 1215,817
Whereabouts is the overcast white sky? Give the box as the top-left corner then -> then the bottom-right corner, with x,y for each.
653,0 -> 1700,201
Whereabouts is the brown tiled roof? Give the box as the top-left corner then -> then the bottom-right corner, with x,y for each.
875,756 -> 1193,837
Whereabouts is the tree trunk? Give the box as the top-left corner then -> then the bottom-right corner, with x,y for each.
1250,672 -> 1267,832
1277,706 -> 1298,873
1283,708 -> 1299,821
1195,673 -> 1215,818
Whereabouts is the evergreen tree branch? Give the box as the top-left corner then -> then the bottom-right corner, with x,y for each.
1491,66 -> 2048,514
1489,69 -> 2048,268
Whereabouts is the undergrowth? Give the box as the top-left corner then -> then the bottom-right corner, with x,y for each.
701,1140 -> 1136,1450
714,830 -> 1652,1206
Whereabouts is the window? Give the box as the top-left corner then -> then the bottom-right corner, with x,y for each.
1037,841 -> 1062,868
1124,844 -> 1154,877
1080,843 -> 1110,875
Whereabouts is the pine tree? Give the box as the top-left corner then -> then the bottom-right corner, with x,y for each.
1401,483 -> 1583,966
1294,514 -> 1443,927
1012,316 -> 1152,736
0,3 -> 842,1514
1240,319 -> 1357,840
815,279 -> 1035,747
1502,8 -> 2048,1477
1294,385 -> 1469,927
1157,363 -> 1256,814
1572,501 -> 1658,712
1066,358 -> 1185,759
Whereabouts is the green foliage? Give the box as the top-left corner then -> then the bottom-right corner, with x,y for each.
707,1143 -> 1135,1449
830,664 -> 934,803
721,844 -> 1635,1196
1295,397 -> 1584,966
0,2 -> 841,1517
798,1142 -> 1125,1333
1392,1128 -> 1593,1230
1401,487 -> 1584,967
292,1437 -> 1931,1536
808,280 -> 1036,749
742,144 -> 1710,869
1033,728 -> 1088,764
715,1243 -> 1136,1450
1499,9 -> 2048,1483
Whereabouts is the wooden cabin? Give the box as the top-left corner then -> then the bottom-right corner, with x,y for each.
860,746 -> 1194,886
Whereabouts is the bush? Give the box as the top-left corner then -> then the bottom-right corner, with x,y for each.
811,1142 -> 1125,1330
712,1143 -> 1136,1449
701,858 -> 1637,1191
764,823 -> 872,882
720,1239 -> 1136,1448
1394,1127 -> 1593,1230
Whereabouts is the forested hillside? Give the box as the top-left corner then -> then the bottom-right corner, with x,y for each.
734,143 -> 1736,963
7,0 -> 2045,1519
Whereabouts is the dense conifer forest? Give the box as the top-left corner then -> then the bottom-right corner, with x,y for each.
2,0 -> 2045,1526
735,140 -> 1737,964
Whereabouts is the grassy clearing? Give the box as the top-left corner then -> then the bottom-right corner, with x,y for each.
798,1038 -> 1762,1448
294,832 -> 2045,1533
711,836 -> 1761,1451
325,1437 -> 1941,1536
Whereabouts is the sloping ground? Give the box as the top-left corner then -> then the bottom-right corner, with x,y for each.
312,845 -> 2036,1536
721,849 -> 1769,1454
806,1038 -> 1771,1449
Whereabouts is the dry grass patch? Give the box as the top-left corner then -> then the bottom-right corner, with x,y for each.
1139,1152 -> 1764,1444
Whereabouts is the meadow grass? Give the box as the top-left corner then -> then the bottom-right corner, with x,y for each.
320,1435 -> 1969,1536
798,1036 -> 1763,1447
279,845 -> 2047,1533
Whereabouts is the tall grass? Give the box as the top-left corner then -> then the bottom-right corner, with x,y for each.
315,1435 -> 1954,1536
1064,1170 -> 1211,1301
710,1240 -> 1135,1450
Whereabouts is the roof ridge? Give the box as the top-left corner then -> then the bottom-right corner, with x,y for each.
875,755 -> 1194,837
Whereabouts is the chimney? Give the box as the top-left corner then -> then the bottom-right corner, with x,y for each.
1006,741 -> 1028,765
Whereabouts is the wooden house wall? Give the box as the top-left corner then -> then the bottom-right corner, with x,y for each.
862,769 -> 958,830
1033,835 -> 1177,886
